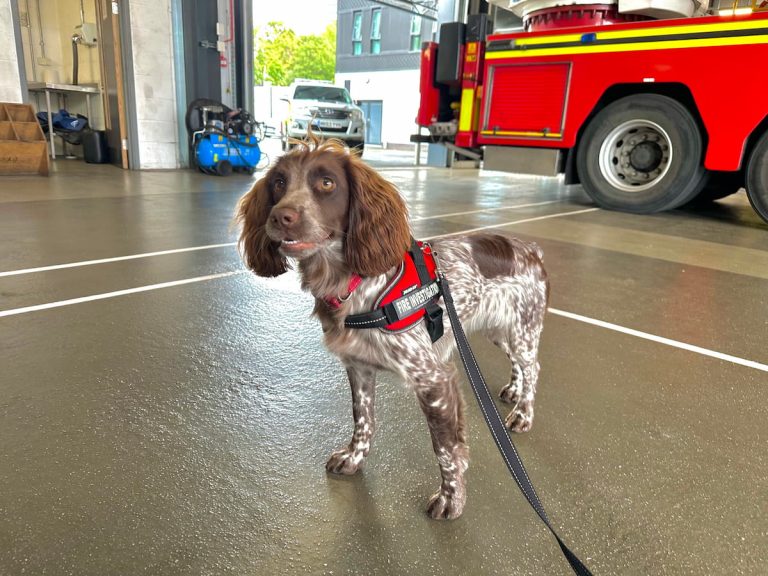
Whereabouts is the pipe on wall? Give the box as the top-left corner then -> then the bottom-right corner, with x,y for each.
23,0 -> 37,81
34,0 -> 46,59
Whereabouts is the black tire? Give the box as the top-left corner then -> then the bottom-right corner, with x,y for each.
216,160 -> 233,177
576,94 -> 707,213
353,141 -> 365,156
687,171 -> 743,204
745,130 -> 768,224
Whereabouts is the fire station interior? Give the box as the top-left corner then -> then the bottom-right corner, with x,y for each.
1,1 -> 767,575
11,0 -> 250,170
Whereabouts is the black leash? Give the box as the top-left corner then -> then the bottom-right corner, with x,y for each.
343,239 -> 593,574
440,276 -> 593,576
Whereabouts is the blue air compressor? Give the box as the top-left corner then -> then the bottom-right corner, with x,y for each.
195,132 -> 261,176
186,99 -> 266,176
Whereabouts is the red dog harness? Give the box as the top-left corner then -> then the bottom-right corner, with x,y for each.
343,239 -> 445,342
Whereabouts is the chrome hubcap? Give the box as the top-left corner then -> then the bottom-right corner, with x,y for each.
599,120 -> 672,192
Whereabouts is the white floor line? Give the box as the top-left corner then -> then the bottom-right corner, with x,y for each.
423,207 -> 599,239
2,252 -> 766,374
549,308 -> 768,373
410,200 -> 560,221
0,202 -> 578,278
0,243 -> 238,278
0,271 -> 246,319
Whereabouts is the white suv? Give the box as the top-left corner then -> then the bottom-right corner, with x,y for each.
284,81 -> 366,152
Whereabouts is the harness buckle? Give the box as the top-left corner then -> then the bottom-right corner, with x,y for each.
424,302 -> 444,343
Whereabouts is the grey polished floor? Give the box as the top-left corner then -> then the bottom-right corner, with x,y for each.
1,148 -> 766,576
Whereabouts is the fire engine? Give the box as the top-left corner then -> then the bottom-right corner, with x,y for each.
414,0 -> 768,224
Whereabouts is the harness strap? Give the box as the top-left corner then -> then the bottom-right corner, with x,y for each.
409,238 -> 444,343
344,304 -> 396,329
344,239 -> 443,342
440,277 -> 593,576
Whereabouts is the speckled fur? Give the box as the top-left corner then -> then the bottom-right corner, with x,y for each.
236,139 -> 549,520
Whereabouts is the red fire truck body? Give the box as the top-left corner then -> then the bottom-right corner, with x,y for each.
417,9 -> 768,223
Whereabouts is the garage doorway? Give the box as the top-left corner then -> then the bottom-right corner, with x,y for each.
14,0 -> 132,168
96,0 -> 130,168
359,100 -> 383,146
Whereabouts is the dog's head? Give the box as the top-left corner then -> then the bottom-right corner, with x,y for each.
236,139 -> 410,278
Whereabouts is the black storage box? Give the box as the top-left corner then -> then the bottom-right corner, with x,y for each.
83,130 -> 109,164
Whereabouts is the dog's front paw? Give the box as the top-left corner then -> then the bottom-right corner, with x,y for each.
426,487 -> 466,520
325,447 -> 365,475
505,405 -> 533,433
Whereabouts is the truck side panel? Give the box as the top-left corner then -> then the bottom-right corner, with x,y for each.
478,14 -> 768,171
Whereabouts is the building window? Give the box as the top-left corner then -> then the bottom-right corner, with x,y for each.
410,15 -> 422,52
352,11 -> 362,55
370,8 -> 381,54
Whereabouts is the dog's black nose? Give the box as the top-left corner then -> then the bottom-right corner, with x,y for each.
272,207 -> 300,228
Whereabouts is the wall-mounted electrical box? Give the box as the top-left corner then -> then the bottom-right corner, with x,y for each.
75,22 -> 98,46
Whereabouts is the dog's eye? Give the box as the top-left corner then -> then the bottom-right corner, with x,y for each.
273,177 -> 286,192
320,177 -> 336,192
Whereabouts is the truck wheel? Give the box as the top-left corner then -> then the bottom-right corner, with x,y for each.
745,131 -> 768,224
577,94 -> 706,213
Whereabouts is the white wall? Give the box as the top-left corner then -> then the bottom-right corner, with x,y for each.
0,0 -> 23,103
19,0 -> 101,86
336,69 -> 421,148
253,84 -> 291,126
128,0 -> 179,169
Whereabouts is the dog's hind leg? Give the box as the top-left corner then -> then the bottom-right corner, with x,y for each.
494,330 -> 541,433
326,362 -> 377,475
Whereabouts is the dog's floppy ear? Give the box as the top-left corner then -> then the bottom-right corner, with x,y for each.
344,154 -> 411,277
236,178 -> 289,277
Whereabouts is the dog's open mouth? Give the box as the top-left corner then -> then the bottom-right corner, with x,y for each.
280,233 -> 333,254
281,238 -> 317,252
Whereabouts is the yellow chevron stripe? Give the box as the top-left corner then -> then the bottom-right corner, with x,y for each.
459,89 -> 475,132
481,130 -> 563,138
486,32 -> 768,59
598,17 -> 768,41
494,17 -> 768,51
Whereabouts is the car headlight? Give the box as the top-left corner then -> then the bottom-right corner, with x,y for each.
293,106 -> 315,119
350,109 -> 363,121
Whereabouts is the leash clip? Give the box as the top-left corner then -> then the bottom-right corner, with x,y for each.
423,242 -> 444,279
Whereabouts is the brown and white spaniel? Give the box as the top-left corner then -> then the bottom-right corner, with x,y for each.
236,138 -> 549,519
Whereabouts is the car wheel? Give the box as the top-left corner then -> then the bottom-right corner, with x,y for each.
745,130 -> 768,224
576,94 -> 707,213
216,160 -> 233,177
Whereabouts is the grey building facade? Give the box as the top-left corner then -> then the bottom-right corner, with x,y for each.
335,0 -> 436,146
336,0 -> 434,74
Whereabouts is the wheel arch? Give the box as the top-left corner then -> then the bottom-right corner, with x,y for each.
743,114 -> 768,169
565,83 -> 706,185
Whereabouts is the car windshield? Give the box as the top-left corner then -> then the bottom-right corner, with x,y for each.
293,85 -> 352,104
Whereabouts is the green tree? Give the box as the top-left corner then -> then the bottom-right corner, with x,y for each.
254,22 -> 297,86
292,24 -> 336,83
254,22 -> 336,86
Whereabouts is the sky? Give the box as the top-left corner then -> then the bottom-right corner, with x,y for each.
254,0 -> 339,36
